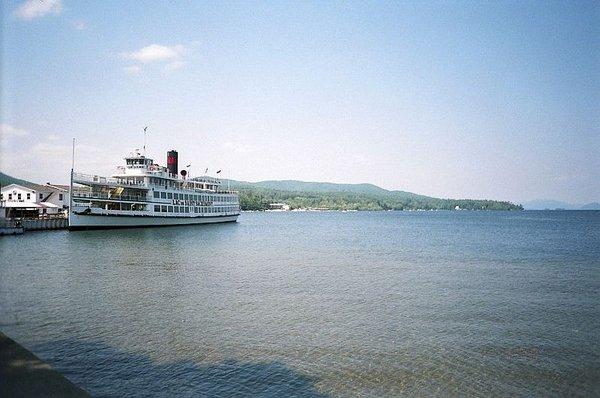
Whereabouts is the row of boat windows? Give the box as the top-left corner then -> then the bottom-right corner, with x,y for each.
153,205 -> 239,214
153,191 -> 237,203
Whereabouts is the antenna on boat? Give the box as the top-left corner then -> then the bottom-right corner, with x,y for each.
71,137 -> 75,171
143,126 -> 148,156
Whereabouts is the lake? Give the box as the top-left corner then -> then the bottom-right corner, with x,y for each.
1,211 -> 599,396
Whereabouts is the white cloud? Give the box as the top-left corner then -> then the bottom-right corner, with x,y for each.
0,123 -> 29,138
123,65 -> 142,75
14,0 -> 62,21
121,44 -> 185,64
164,60 -> 185,72
2,139 -> 107,184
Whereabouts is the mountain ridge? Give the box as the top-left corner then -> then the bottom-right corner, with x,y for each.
227,179 -> 425,198
226,179 -> 522,211
522,199 -> 600,210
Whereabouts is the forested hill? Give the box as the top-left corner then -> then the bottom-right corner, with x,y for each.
227,179 -> 523,211
0,172 -> 37,188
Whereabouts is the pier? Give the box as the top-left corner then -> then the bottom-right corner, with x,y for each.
0,217 -> 67,235
0,332 -> 90,397
20,218 -> 68,231
0,219 -> 23,235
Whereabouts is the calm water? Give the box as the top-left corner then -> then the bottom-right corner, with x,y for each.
1,211 -> 599,397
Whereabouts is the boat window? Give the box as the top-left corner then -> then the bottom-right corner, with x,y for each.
154,205 -> 160,212
168,206 -> 173,212
160,192 -> 166,199
153,191 -> 159,198
161,205 -> 167,212
167,192 -> 172,199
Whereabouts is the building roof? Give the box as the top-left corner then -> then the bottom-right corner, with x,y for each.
45,184 -> 69,192
2,201 -> 60,209
2,201 -> 41,208
1,182 -> 51,193
1,182 -> 68,193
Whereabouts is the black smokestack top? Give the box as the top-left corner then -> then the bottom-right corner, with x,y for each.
167,150 -> 178,176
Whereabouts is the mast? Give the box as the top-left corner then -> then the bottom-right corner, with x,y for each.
143,126 -> 148,157
69,138 -> 75,225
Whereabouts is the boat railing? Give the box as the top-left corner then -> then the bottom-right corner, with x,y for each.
215,190 -> 238,194
72,192 -> 150,202
73,172 -> 146,187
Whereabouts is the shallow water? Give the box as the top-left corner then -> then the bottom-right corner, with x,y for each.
1,211 -> 599,396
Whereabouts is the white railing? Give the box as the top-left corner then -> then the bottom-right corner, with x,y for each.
73,172 -> 147,187
215,190 -> 238,194
72,192 -> 150,202
73,172 -> 119,184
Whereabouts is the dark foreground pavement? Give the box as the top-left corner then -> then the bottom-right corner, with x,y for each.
0,332 -> 90,397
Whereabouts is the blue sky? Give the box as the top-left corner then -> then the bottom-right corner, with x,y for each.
1,0 -> 598,204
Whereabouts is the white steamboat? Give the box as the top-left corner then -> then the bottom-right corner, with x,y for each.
69,149 -> 240,230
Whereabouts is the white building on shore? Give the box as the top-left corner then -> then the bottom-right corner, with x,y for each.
268,203 -> 290,211
0,182 -> 68,218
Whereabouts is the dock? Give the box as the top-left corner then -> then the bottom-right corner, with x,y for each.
0,332 -> 90,397
0,218 -> 67,235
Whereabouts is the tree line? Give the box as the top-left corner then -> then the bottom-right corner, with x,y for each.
238,188 -> 523,211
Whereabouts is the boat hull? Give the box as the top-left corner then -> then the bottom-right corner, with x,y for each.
69,213 -> 239,230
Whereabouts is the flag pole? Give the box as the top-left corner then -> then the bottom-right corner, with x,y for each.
143,126 -> 148,157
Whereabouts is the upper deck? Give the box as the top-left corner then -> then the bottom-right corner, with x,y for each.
72,150 -> 236,194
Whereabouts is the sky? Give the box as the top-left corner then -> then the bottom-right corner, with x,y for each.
1,0 -> 598,204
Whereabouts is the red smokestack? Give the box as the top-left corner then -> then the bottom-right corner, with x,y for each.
167,150 -> 178,176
